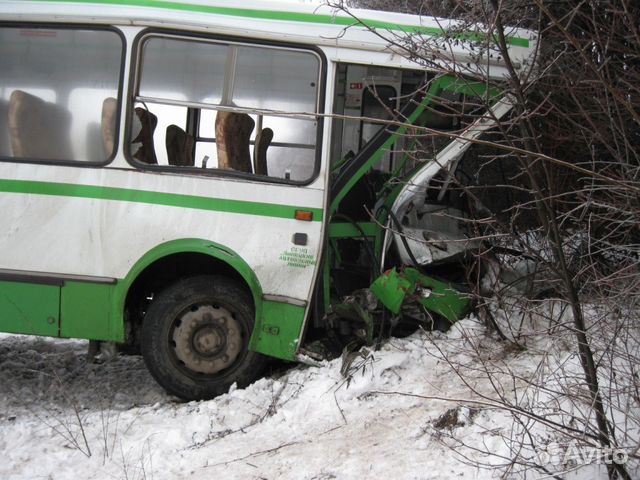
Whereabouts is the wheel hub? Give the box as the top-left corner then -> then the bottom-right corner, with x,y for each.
192,325 -> 224,356
172,304 -> 242,374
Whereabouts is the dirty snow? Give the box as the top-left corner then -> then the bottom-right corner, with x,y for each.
0,308 -> 635,479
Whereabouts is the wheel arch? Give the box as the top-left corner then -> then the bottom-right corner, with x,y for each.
113,238 -> 263,344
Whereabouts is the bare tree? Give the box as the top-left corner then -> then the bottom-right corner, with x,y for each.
335,0 -> 639,478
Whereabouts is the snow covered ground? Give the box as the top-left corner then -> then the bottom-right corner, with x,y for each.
0,306 -> 634,479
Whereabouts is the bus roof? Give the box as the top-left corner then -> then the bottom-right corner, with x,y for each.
2,0 -> 537,78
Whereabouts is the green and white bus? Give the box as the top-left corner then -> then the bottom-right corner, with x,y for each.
0,0 -> 536,399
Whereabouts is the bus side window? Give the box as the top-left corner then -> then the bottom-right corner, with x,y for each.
133,35 -> 320,182
1,27 -> 122,164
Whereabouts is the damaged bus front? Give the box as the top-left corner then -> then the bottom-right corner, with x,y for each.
308,71 -> 519,357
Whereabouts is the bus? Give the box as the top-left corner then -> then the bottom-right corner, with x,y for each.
0,0 -> 537,400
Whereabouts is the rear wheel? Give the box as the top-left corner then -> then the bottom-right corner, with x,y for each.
141,275 -> 266,400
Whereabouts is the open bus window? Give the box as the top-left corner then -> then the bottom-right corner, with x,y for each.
132,34 -> 321,182
0,26 -> 122,163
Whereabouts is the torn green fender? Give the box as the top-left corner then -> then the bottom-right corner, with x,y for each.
369,267 -> 470,322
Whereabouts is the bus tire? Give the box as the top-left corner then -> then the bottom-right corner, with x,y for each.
141,275 -> 266,400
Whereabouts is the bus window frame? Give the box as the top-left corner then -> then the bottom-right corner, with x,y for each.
125,28 -> 327,186
0,22 -> 126,168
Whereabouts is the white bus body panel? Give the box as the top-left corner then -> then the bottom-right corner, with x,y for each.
0,163 -> 326,300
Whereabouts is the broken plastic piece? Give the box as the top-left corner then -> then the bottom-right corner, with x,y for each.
370,267 -> 470,321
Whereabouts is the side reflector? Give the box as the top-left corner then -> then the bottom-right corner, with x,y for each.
295,210 -> 313,221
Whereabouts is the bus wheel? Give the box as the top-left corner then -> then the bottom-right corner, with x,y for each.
141,275 -> 266,400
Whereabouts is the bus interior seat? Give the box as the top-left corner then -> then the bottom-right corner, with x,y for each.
215,110 -> 254,172
131,107 -> 158,164
101,97 -> 118,159
253,127 -> 273,176
8,90 -> 73,160
166,124 -> 195,167
0,99 -> 10,157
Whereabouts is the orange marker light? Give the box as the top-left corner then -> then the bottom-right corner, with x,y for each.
295,210 -> 313,221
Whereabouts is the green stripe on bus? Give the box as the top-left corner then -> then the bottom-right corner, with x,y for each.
0,179 -> 324,221
30,0 -> 530,47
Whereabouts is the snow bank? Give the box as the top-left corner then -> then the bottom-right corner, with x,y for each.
0,306 -> 635,479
